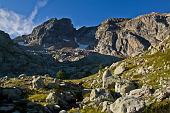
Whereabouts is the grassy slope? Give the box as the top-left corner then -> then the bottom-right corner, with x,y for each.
67,39 -> 170,112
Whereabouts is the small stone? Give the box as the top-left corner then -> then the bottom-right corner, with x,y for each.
59,110 -> 67,113
46,92 -> 58,104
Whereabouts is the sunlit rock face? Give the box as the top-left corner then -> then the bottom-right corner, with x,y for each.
95,13 -> 170,57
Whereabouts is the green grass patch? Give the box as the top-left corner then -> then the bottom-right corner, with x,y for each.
143,99 -> 170,113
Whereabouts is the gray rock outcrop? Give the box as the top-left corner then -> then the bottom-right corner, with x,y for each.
115,79 -> 137,95
76,26 -> 97,49
114,62 -> 126,75
129,85 -> 153,98
89,88 -> 113,102
102,69 -> 112,88
15,18 -> 77,49
110,96 -> 145,113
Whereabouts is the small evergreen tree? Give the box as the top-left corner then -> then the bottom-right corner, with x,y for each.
99,64 -> 104,71
56,70 -> 65,79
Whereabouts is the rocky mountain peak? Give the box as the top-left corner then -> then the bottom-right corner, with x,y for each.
101,18 -> 130,25
15,18 -> 77,49
38,18 -> 74,35
95,13 -> 170,57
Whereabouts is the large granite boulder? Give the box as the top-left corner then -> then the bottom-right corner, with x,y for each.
153,87 -> 170,102
89,88 -> 113,102
110,96 -> 145,113
115,79 -> 137,95
114,62 -> 126,75
129,85 -> 153,98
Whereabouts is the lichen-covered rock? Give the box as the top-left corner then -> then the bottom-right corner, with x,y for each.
110,96 -> 145,113
153,87 -> 170,102
103,76 -> 115,89
115,79 -> 137,95
101,101 -> 113,113
102,69 -> 112,88
114,63 -> 126,75
129,85 -> 153,98
89,88 -> 113,102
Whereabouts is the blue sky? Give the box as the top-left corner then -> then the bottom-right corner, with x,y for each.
0,0 -> 170,37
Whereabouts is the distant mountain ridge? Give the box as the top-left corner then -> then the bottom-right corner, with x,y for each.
1,12 -> 170,77
15,12 -> 170,58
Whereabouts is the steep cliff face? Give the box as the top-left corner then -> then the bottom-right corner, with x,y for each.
95,13 -> 170,57
94,18 -> 130,56
15,18 -> 78,49
76,26 -> 97,49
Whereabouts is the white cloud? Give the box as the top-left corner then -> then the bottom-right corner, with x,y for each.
0,0 -> 49,38
29,0 -> 48,22
0,9 -> 34,38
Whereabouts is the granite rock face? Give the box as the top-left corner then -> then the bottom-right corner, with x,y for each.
76,26 -> 97,49
95,13 -> 170,57
15,18 -> 78,49
95,18 -> 130,55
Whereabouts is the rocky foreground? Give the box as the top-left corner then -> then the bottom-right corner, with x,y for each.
0,12 -> 170,113
0,58 -> 170,113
